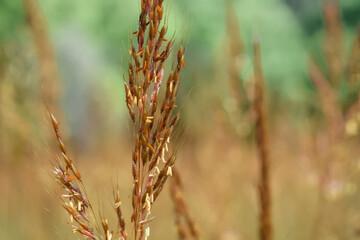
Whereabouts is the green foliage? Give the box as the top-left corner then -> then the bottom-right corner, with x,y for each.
39,0 -> 139,61
340,0 -> 360,27
234,0 -> 308,101
0,0 -> 26,42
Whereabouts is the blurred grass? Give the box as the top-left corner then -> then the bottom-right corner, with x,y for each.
0,0 -> 360,239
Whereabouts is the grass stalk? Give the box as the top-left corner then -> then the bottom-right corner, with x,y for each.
253,37 -> 273,240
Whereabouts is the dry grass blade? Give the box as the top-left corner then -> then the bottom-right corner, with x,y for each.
169,168 -> 199,240
253,37 -> 272,240
124,0 -> 185,238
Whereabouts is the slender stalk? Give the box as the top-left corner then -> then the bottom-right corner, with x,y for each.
253,37 -> 272,240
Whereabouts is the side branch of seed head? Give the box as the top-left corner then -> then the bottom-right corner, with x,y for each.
114,190 -> 128,240
49,113 -> 97,240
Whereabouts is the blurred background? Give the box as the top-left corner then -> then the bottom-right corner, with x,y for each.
1,0 -> 360,239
